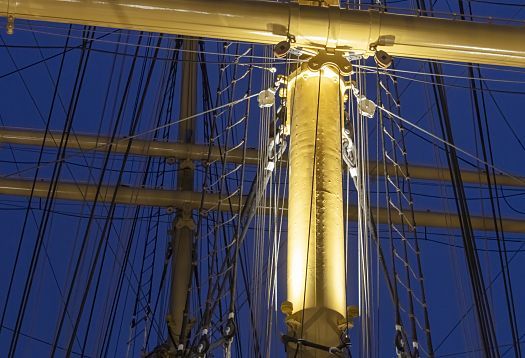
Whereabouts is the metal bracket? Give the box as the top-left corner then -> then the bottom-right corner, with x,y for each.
6,15 -> 14,35
307,50 -> 353,75
342,129 -> 358,179
282,335 -> 347,355
369,34 -> 396,52
175,215 -> 196,231
347,80 -> 377,118
280,301 -> 301,331
174,203 -> 196,230
179,158 -> 194,170
336,305 -> 359,331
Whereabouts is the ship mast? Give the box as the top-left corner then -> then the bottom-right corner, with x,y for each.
168,38 -> 198,353
2,0 -> 525,356
282,59 -> 350,355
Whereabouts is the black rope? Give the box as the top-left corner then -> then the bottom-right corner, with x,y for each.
0,24 -> 73,340
458,1 -> 521,353
83,35 -> 164,357
48,30 -> 145,356
9,26 -> 96,357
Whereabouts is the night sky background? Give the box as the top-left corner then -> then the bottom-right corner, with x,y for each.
0,0 -> 525,357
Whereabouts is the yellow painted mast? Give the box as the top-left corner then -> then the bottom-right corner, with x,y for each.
283,62 -> 349,356
283,4 -> 351,355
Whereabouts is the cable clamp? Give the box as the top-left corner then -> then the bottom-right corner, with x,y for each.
273,32 -> 318,59
342,129 -> 357,179
282,335 -> 347,355
347,81 -> 376,118
266,124 -> 288,169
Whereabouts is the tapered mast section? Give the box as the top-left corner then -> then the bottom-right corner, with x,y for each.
283,63 -> 348,356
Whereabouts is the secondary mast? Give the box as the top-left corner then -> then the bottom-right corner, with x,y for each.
167,38 -> 198,355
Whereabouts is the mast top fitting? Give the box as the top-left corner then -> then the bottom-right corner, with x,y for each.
307,49 -> 353,75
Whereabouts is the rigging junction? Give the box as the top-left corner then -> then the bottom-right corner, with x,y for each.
1,0 -> 525,357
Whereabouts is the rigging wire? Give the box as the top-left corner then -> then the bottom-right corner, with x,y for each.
358,67 -> 525,95
49,30 -> 149,357
3,92 -> 260,179
7,25 -> 96,357
459,0 -> 521,350
378,106 -> 525,188
411,4 -> 499,353
11,26 -> 302,62
356,64 -> 525,85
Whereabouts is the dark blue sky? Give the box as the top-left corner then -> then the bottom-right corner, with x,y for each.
0,1 -> 525,357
